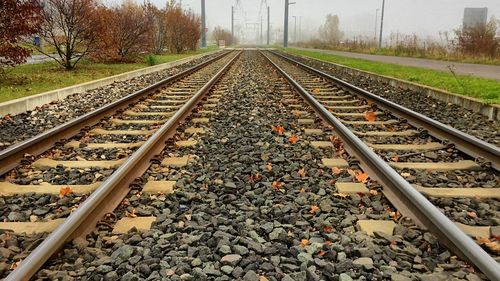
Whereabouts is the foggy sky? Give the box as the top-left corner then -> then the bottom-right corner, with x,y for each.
119,0 -> 500,44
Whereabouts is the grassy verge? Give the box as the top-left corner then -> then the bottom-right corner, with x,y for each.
0,46 -> 218,103
286,48 -> 500,104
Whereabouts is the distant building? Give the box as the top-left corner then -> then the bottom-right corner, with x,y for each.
463,7 -> 488,28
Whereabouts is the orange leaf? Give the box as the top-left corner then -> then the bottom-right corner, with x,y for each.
312,88 -> 321,93
272,125 -> 285,135
272,181 -> 284,189
310,205 -> 320,214
266,163 -> 273,172
331,167 -> 342,175
299,187 -> 306,193
292,110 -> 302,117
298,168 -> 305,178
59,186 -> 73,197
369,189 -> 378,196
300,239 -> 309,248
467,211 -> 478,218
318,250 -> 327,256
363,111 -> 377,122
355,172 -> 369,183
288,135 -> 298,143
390,155 -> 399,162
323,225 -> 333,233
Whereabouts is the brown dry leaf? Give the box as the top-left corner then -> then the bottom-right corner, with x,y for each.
363,111 -> 377,122
390,210 -> 402,220
266,163 -> 273,172
272,181 -> 284,189
300,239 -> 309,248
312,88 -> 321,93
400,172 -> 411,178
9,260 -> 21,270
298,168 -> 306,178
59,186 -> 73,198
467,211 -> 478,218
249,173 -> 262,183
292,110 -> 302,117
288,135 -> 298,143
126,209 -> 137,218
331,167 -> 343,175
271,125 -> 285,135
310,205 -> 320,214
485,241 -> 500,253
369,189 -> 379,196
323,225 -> 333,233
185,213 -> 192,221
318,250 -> 327,256
347,169 -> 357,178
390,155 -> 399,162
355,172 -> 369,183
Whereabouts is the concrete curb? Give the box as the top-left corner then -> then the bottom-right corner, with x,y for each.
0,50 -> 222,117
288,51 -> 500,121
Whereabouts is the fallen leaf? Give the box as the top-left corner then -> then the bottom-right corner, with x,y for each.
266,162 -> 273,172
288,135 -> 298,143
347,169 -> 357,178
310,205 -> 320,214
125,209 -> 137,218
300,239 -> 309,248
185,213 -> 192,221
298,167 -> 306,178
390,155 -> 399,162
272,125 -> 285,135
467,211 -> 477,218
299,187 -> 306,193
369,189 -> 378,196
324,241 -> 333,245
318,250 -> 327,256
333,192 -> 349,198
312,88 -> 321,93
390,210 -> 401,220
59,186 -> 73,197
292,110 -> 302,117
272,181 -> 284,189
249,173 -> 262,183
323,225 -> 333,233
9,260 -> 21,270
331,167 -> 343,175
363,111 -> 377,122
355,172 -> 369,183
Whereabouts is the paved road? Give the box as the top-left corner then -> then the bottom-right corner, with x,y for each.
295,48 -> 500,81
25,54 -> 53,64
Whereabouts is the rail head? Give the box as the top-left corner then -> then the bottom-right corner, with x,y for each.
0,50 -> 233,177
260,50 -> 500,281
5,51 -> 242,281
270,50 -> 500,171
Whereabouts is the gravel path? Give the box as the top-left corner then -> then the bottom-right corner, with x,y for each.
0,52 -> 224,151
280,51 -> 500,147
28,51 -> 486,281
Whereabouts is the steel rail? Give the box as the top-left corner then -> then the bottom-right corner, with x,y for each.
6,51 -> 242,281
270,50 -> 500,171
261,51 -> 500,281
0,50 -> 231,177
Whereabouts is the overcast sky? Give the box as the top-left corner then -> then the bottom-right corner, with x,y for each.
117,0 -> 500,44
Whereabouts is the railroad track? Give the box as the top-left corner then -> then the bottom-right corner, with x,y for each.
0,50 -> 240,279
0,50 -> 498,280
262,50 -> 500,280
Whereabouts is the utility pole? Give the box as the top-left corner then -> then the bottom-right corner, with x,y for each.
201,0 -> 207,48
267,6 -> 270,45
378,0 -> 385,49
292,16 -> 297,43
260,16 -> 263,45
374,9 -> 379,41
231,6 -> 234,41
284,0 -> 296,47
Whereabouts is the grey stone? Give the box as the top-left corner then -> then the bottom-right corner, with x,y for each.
339,273 -> 353,281
221,265 -> 234,274
269,227 -> 286,240
233,245 -> 249,255
111,245 -> 134,264
221,254 -> 242,266
297,252 -> 314,265
243,270 -> 259,281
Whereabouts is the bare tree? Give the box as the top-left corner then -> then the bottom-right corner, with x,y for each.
165,5 -> 200,53
319,14 -> 343,44
145,3 -> 167,54
455,17 -> 499,58
38,0 -> 100,70
212,26 -> 236,46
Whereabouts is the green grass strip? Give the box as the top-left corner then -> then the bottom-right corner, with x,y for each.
285,48 -> 500,104
0,46 -> 218,103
